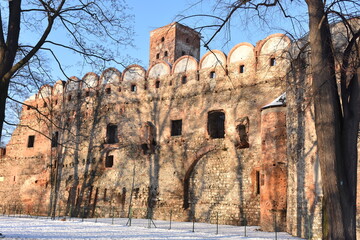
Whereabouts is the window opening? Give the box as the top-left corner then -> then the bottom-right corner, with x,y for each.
161,37 -> 165,42
270,57 -> 276,66
106,124 -> 118,144
106,87 -> 111,94
131,84 -> 137,92
164,51 -> 168,57
237,124 -> 249,148
118,87 -> 121,92
55,99 -> 58,105
155,80 -> 160,88
182,51 -> 186,56
207,111 -> 225,138
156,53 -> 160,59
256,171 -> 260,195
105,155 -> 114,168
67,95 -> 72,102
103,188 -> 107,201
169,81 -> 172,86
51,132 -> 59,148
181,76 -> 187,84
186,38 -> 190,43
43,102 -> 47,108
171,120 -> 182,136
27,135 -> 35,148
209,71 -> 216,79
85,91 -> 90,97
240,65 -> 245,73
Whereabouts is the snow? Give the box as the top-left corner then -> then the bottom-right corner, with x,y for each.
0,216 -> 303,239
261,93 -> 286,109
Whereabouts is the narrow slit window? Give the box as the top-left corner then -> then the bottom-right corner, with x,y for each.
105,155 -> 114,168
156,53 -> 160,59
207,111 -> 225,138
256,171 -> 260,195
51,132 -> 59,148
27,135 -> 35,148
131,84 -> 137,92
155,80 -> 160,88
171,120 -> 182,136
209,71 -> 216,79
164,51 -> 168,57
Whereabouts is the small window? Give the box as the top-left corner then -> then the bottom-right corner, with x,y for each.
55,99 -> 58,105
186,38 -> 190,43
156,53 -> 160,59
106,124 -> 118,144
208,111 -> 225,138
182,51 -> 186,56
118,87 -> 121,92
51,132 -> 59,148
103,188 -> 107,201
144,84 -> 148,90
67,95 -> 72,102
106,87 -> 111,94
270,57 -> 276,66
105,155 -> 114,168
27,135 -> 35,148
169,81 -> 173,86
181,76 -> 187,84
171,120 -> 182,136
240,65 -> 245,73
85,91 -> 90,97
209,71 -> 216,79
131,84 -> 137,92
155,80 -> 160,88
237,123 -> 249,149
43,102 -> 47,108
161,37 -> 165,42
164,51 -> 168,57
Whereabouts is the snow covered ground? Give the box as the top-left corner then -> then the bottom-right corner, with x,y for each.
0,216 -> 303,239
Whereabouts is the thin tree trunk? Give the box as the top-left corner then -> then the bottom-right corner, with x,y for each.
306,0 -> 345,239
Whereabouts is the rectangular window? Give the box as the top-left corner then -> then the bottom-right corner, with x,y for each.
171,120 -> 182,136
106,124 -> 118,144
51,132 -> 59,148
27,135 -> 35,148
105,155 -> 114,168
240,65 -> 245,73
131,84 -> 137,92
270,57 -> 276,66
106,87 -> 111,94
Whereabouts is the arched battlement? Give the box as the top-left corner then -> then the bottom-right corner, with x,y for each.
199,50 -> 227,69
52,80 -> 65,96
65,76 -> 81,92
122,64 -> 146,82
38,85 -> 52,99
147,61 -> 171,79
81,72 -> 99,89
100,68 -> 122,85
172,55 -> 198,74
227,42 -> 255,65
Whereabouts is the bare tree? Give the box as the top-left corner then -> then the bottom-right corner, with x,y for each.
0,0 -> 134,143
183,0 -> 359,239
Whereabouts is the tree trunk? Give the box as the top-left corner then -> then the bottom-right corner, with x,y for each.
306,0 -> 346,239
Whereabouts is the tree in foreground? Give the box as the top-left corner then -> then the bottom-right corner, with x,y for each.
184,0 -> 359,239
0,0 -> 134,144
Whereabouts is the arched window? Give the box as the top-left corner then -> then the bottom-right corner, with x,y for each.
207,111 -> 225,138
270,57 -> 276,66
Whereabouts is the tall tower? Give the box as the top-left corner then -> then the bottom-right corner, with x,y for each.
149,22 -> 201,66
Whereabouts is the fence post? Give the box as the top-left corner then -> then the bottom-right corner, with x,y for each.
274,213 -> 277,240
216,212 -> 219,235
169,210 -> 172,230
244,213 -> 247,237
192,215 -> 195,233
112,207 -> 115,225
82,207 -> 85,222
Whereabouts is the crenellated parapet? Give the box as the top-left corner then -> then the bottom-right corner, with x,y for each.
24,33 -> 291,109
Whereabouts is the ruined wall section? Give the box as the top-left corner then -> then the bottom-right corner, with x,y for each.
0,33 -> 290,226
